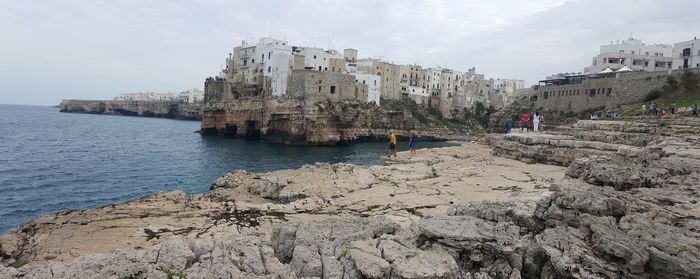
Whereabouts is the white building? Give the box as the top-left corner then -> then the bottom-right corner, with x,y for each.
584,38 -> 673,74
426,68 -> 442,97
115,89 -> 203,103
177,89 -> 204,103
673,38 -> 700,69
256,38 -> 294,96
407,86 -> 428,105
351,73 -> 381,105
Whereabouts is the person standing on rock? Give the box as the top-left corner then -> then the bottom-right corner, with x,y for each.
408,132 -> 418,155
388,132 -> 397,157
533,112 -> 541,132
505,116 -> 513,134
520,113 -> 530,132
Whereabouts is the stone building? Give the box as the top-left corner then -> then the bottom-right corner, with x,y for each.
584,38 -> 673,74
351,73 -> 381,105
204,77 -> 225,103
356,58 -> 401,101
490,78 -> 525,109
289,70 -> 367,102
673,38 -> 700,69
523,68 -> 700,113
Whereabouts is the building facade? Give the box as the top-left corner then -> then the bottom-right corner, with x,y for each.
210,37 -> 505,118
673,38 -> 700,69
584,38 -> 673,74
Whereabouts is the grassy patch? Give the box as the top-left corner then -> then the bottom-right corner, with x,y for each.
379,98 -> 477,131
164,267 -> 188,279
424,167 -> 440,179
337,248 -> 349,260
623,70 -> 700,116
481,200 -> 504,207
672,246 -> 688,255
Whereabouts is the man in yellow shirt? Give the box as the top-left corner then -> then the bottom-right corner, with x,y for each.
388,132 -> 397,157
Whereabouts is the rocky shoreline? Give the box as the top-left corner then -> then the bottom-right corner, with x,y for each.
58,99 -> 203,120
2,118 -> 699,278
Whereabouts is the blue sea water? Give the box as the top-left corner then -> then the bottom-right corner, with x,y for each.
0,104 -> 454,234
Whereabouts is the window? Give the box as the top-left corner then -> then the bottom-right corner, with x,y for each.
606,88 -> 612,96
682,48 -> 691,57
268,52 -> 271,59
543,92 -> 549,99
268,66 -> 271,73
374,80 -> 377,86
631,51 -> 635,54
243,59 -> 247,66
252,59 -> 255,63
314,55 -> 317,59
262,54 -> 264,62
324,67 -> 328,71
318,86 -> 321,92
589,89 -> 596,97
330,86 -> 336,94
645,61 -> 649,67
318,66 -> 322,71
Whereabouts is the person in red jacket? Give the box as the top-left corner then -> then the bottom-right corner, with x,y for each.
521,113 -> 530,132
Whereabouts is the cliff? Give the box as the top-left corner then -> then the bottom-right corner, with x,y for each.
2,117 -> 700,278
59,100 -> 202,120
201,97 -> 478,145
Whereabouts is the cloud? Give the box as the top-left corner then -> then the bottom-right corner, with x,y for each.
0,0 -> 697,105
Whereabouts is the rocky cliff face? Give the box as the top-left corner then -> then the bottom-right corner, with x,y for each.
201,98 -> 476,145
59,100 -> 202,120
2,118 -> 699,278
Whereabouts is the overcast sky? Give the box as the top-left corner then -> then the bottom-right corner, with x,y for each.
1,0 -> 698,105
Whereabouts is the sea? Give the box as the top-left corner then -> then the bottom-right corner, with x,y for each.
0,104 -> 455,233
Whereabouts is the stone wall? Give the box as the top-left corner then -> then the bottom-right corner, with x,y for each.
59,100 -> 202,120
523,68 -> 700,112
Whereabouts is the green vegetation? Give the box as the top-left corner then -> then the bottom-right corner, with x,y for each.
480,200 -> 504,207
164,267 -> 187,279
379,98 -> 479,132
627,70 -> 700,115
672,246 -> 688,255
424,167 -> 439,179
337,248 -> 349,260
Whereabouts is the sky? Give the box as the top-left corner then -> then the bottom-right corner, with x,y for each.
0,0 -> 698,106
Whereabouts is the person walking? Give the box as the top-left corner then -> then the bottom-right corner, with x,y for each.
505,116 -> 513,134
408,132 -> 417,155
693,104 -> 698,117
388,132 -> 397,157
521,113 -> 530,132
533,112 -> 541,132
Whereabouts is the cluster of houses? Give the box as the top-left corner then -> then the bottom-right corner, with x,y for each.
212,38 -> 524,117
114,89 -> 204,103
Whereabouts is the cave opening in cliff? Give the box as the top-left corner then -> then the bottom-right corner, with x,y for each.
244,120 -> 261,139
